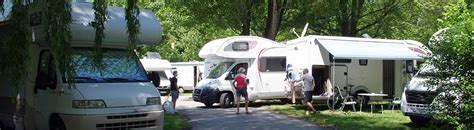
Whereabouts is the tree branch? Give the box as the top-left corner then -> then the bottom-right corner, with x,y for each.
357,1 -> 401,32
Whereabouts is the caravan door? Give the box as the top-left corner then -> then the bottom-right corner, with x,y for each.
331,65 -> 348,88
257,57 -> 287,98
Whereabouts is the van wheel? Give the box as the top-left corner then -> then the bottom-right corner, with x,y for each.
219,93 -> 233,108
178,87 -> 185,93
409,116 -> 430,125
204,103 -> 213,107
50,116 -> 66,130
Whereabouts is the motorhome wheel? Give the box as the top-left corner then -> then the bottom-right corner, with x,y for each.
50,116 -> 66,130
178,87 -> 185,93
219,93 -> 233,108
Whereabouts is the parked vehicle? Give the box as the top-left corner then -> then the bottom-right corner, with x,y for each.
141,52 -> 173,94
283,35 -> 430,104
400,65 -> 437,124
170,62 -> 204,93
193,36 -> 287,107
0,2 -> 164,130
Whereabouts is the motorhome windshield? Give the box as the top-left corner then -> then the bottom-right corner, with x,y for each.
70,49 -> 148,83
207,62 -> 233,79
415,65 -> 437,78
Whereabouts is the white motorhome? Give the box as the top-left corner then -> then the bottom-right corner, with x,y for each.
283,35 -> 430,102
193,36 -> 288,107
0,2 -> 164,130
170,62 -> 204,93
140,53 -> 173,94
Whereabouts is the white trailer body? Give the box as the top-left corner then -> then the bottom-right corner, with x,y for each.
170,62 -> 204,92
1,2 -> 164,130
193,36 -> 288,107
283,35 -> 430,100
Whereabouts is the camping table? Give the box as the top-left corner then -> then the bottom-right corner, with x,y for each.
358,93 -> 388,112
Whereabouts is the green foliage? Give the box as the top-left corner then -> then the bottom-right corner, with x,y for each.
125,0 -> 140,57
4,0 -> 31,93
45,0 -> 74,84
164,112 -> 190,130
91,0 -> 108,70
427,1 -> 473,128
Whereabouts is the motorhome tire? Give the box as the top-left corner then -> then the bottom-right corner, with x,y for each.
178,87 -> 185,93
409,116 -> 430,125
354,91 -> 369,107
219,93 -> 233,108
204,103 -> 213,107
50,116 -> 66,130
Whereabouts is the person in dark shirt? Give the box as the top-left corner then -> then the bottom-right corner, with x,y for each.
170,71 -> 179,109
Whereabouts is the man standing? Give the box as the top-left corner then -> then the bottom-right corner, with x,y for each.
169,71 -> 179,109
233,67 -> 249,114
297,68 -> 317,115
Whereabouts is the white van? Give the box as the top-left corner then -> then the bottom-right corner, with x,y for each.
170,62 -> 204,93
283,35 -> 430,102
193,36 -> 288,107
0,2 -> 164,130
140,53 -> 173,94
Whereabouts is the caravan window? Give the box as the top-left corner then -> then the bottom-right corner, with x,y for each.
207,62 -> 233,79
259,57 -> 286,72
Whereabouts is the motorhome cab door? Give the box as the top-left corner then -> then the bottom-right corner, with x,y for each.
34,50 -> 59,128
223,62 -> 249,90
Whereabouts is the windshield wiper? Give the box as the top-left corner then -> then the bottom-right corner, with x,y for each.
74,77 -> 97,80
102,78 -> 131,82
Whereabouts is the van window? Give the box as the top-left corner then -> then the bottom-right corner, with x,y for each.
35,50 -> 57,91
207,62 -> 233,79
226,63 -> 248,80
70,48 -> 148,83
259,57 -> 286,72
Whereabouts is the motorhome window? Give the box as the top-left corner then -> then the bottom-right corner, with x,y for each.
259,57 -> 286,72
69,49 -> 148,83
359,59 -> 368,66
329,54 -> 351,63
232,42 -> 249,51
207,62 -> 233,79
36,50 -> 54,90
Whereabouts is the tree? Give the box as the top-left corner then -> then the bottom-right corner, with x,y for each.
427,0 -> 473,128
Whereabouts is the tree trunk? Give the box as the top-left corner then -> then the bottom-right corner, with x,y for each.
240,0 -> 253,35
339,0 -> 349,36
263,0 -> 286,40
348,0 -> 364,37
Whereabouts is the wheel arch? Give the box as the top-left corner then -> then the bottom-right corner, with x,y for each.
350,85 -> 370,95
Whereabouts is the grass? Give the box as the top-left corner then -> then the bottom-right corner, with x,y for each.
164,112 -> 190,130
263,104 -> 431,129
180,92 -> 193,96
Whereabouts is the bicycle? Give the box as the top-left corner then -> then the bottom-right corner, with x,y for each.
327,85 -> 357,111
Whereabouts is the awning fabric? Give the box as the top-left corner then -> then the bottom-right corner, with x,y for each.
316,36 -> 423,60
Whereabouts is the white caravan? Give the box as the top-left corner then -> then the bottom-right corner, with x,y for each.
193,36 -> 288,107
170,62 -> 204,93
140,53 -> 173,94
283,35 -> 430,102
0,2 -> 164,130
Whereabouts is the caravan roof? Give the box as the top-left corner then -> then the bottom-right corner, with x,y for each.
286,35 -> 429,60
69,3 -> 162,46
199,36 -> 281,59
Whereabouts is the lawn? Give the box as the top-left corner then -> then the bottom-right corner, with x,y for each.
164,112 -> 190,130
263,104 -> 429,129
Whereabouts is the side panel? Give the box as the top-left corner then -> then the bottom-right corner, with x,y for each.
257,57 -> 286,98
